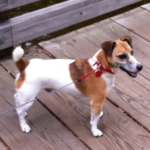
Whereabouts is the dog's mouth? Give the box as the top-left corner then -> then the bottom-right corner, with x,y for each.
120,66 -> 138,78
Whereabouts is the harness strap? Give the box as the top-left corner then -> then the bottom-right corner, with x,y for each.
77,61 -> 114,81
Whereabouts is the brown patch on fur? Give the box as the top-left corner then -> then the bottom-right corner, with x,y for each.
101,41 -> 116,56
15,59 -> 29,89
69,51 -> 112,115
114,40 -> 131,55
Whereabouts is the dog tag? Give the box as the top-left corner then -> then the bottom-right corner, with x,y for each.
94,69 -> 102,77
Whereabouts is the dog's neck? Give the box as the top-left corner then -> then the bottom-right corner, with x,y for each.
88,49 -> 120,74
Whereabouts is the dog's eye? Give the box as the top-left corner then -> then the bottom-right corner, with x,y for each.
131,50 -> 133,55
118,54 -> 127,59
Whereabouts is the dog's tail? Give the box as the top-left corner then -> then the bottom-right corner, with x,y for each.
13,46 -> 24,62
13,46 -> 29,72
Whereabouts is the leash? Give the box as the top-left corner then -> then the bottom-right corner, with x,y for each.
0,80 -> 78,117
0,61 -> 114,117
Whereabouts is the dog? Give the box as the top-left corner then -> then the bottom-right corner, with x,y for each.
13,36 -> 143,137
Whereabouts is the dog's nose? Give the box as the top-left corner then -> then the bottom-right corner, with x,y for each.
136,64 -> 143,71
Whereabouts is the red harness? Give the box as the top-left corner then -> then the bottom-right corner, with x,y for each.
78,61 -> 114,81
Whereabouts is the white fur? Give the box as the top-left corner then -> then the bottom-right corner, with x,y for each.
15,58 -> 82,133
13,47 -> 24,62
14,48 -> 140,136
90,111 -> 103,136
88,49 -> 102,70
120,53 -> 141,73
102,73 -> 116,93
25,59 -> 81,95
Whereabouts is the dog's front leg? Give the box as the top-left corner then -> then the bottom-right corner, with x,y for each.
90,95 -> 105,137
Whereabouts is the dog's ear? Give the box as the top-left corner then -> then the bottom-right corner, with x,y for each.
101,41 -> 116,56
120,36 -> 132,48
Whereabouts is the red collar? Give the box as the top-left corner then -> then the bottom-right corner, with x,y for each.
77,61 -> 114,82
93,61 -> 114,74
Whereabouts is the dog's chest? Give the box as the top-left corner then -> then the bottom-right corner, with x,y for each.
101,73 -> 115,93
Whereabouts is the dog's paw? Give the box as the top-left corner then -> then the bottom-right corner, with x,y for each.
21,124 -> 31,133
100,111 -> 104,118
92,129 -> 103,137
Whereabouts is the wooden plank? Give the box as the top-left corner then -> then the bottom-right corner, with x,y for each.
0,61 -> 88,150
141,3 -> 150,11
39,18 -> 150,131
0,0 -> 8,12
7,0 -> 40,10
0,0 -> 40,12
38,90 -> 150,150
40,33 -> 99,59
0,21 -> 13,50
6,0 -> 141,47
0,0 -> 142,12
0,142 -> 7,150
111,7 -> 150,41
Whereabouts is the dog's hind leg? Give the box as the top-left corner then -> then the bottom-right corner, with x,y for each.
14,86 -> 40,133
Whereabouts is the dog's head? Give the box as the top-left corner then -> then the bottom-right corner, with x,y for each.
101,36 -> 143,77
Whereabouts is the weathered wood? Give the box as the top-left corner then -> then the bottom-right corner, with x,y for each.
39,18 -> 150,131
0,141 -> 7,150
0,21 -> 13,50
7,0 -> 40,10
0,0 -> 142,12
38,91 -> 150,150
0,0 -> 40,12
112,7 -> 150,41
0,0 -> 8,12
0,62 -> 88,150
141,3 -> 150,11
39,19 -> 150,80
40,34 -> 99,59
2,39 -> 150,149
0,0 -> 141,49
77,20 -> 150,129
0,46 -> 107,150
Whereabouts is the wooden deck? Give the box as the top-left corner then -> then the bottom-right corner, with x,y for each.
1,0 -> 142,50
0,3 -> 150,150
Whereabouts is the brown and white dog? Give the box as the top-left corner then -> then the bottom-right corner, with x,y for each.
13,36 -> 143,137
